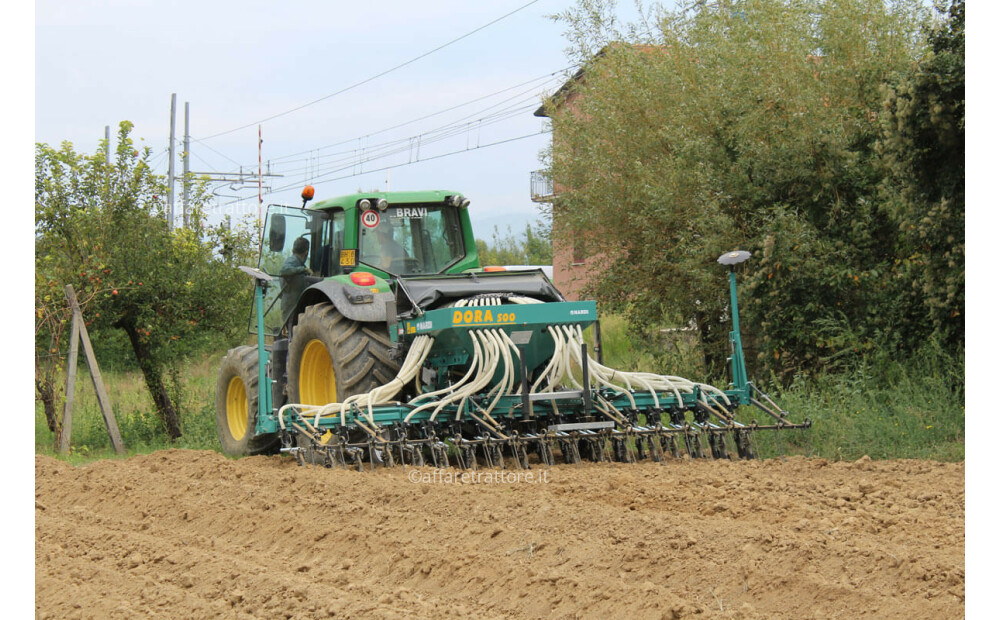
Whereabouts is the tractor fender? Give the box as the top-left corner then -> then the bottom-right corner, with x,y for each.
290,279 -> 395,326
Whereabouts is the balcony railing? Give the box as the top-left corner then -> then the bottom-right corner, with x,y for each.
530,170 -> 555,202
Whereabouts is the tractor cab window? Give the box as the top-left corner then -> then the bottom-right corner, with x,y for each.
358,205 -> 465,275
254,205 -> 330,334
320,209 -> 346,278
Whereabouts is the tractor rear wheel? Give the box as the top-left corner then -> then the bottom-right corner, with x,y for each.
287,303 -> 400,407
215,345 -> 279,456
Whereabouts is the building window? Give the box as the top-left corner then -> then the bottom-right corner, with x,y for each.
571,239 -> 585,266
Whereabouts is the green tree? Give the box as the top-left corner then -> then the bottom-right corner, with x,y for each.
878,0 -> 964,350
523,220 -> 554,265
35,122 -> 257,439
546,0 -> 929,377
475,221 -> 553,266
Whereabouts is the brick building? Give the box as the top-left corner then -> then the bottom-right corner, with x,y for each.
531,46 -> 659,300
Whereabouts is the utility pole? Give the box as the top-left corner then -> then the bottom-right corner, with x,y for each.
167,93 -> 177,230
175,106 -> 282,219
258,125 -> 263,227
183,101 -> 190,228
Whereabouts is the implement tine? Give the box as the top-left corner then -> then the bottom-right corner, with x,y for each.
661,432 -> 680,459
592,433 -> 608,462
722,429 -> 737,460
436,443 -> 450,469
611,432 -> 635,463
748,426 -> 761,459
635,433 -> 647,461
708,427 -> 731,460
681,426 -> 697,458
563,437 -> 582,465
686,425 -> 707,458
413,445 -> 425,467
454,438 -> 468,470
491,441 -> 504,469
481,439 -> 495,469
347,447 -> 364,472
518,442 -> 531,470
557,433 -> 581,465
491,441 -> 506,470
626,429 -> 638,463
648,431 -> 664,463
734,427 -> 756,460
539,436 -> 556,467
322,446 -> 339,469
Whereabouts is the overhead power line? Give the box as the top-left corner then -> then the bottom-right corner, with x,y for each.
191,136 -> 244,168
293,131 -> 549,189
208,130 -> 549,211
262,67 -> 572,166
267,95 -> 548,178
199,0 -> 543,142
190,74 -> 557,206
201,76 -> 561,208
211,69 -> 568,179
235,101 -> 538,184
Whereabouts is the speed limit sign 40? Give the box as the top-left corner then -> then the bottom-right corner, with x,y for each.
361,210 -> 380,228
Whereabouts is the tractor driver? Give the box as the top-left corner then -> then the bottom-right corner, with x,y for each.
280,236 -> 311,325
375,220 -> 407,272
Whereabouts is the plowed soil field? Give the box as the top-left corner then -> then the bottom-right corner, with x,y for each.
35,451 -> 964,619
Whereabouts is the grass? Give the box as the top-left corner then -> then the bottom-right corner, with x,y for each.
35,351 -> 227,465
36,317 -> 964,465
591,314 -> 707,380
768,353 -> 965,462
591,313 -> 964,462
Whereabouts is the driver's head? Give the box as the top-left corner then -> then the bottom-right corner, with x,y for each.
377,221 -> 395,240
292,236 -> 309,257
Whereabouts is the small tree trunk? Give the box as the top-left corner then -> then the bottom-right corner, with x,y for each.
35,372 -> 59,434
122,323 -> 182,439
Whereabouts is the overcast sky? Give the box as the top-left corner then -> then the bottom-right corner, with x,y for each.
32,0 -> 662,237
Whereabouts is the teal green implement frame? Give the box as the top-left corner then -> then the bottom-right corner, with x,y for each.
249,254 -> 804,438
253,278 -> 274,429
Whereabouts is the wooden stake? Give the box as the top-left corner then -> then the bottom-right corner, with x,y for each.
58,304 -> 80,455
62,285 -> 125,455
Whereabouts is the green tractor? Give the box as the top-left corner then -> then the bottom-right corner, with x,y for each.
216,187 -> 808,469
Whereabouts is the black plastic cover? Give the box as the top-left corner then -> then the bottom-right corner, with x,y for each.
395,270 -> 565,315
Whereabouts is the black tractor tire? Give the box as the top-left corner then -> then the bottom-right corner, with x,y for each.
215,345 -> 280,456
287,303 -> 400,407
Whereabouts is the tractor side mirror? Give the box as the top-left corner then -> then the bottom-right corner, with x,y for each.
268,215 -> 286,252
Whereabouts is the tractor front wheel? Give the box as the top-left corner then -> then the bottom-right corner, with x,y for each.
215,345 -> 279,456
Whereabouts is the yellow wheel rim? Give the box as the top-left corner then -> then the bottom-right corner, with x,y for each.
225,376 -> 248,440
300,339 -> 337,405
